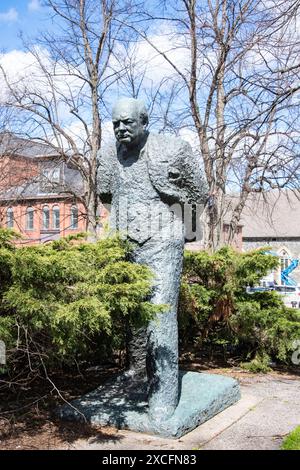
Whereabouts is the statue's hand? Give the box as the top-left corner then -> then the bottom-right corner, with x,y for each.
168,167 -> 182,184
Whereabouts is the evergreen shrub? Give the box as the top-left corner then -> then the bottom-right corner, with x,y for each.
0,230 -> 157,378
179,247 -> 300,366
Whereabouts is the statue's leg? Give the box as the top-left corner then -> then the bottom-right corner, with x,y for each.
126,324 -> 148,380
125,244 -> 148,380
133,238 -> 184,421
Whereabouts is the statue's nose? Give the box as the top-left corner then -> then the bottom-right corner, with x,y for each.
119,122 -> 126,130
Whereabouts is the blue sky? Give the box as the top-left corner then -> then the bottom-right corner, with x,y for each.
0,1 -> 48,51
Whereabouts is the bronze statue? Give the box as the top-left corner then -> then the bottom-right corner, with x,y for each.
98,98 -> 204,421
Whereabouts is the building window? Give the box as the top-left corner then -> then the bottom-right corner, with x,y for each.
42,206 -> 50,230
52,205 -> 60,230
70,205 -> 78,229
280,249 -> 290,272
26,207 -> 34,230
6,208 -> 14,228
40,168 -> 61,193
42,168 -> 60,182
281,257 -> 290,272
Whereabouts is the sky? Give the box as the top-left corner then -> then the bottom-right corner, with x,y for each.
0,1 -> 193,144
0,0 -> 297,162
0,1 -> 47,51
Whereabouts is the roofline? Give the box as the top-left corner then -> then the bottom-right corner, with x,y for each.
0,194 -> 82,204
0,133 -> 63,159
243,236 -> 300,241
0,152 -> 62,159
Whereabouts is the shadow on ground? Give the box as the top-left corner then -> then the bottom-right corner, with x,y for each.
0,364 -> 123,450
1,354 -> 299,449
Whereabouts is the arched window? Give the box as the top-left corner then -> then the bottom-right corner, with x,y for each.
6,208 -> 14,228
26,207 -> 34,230
52,205 -> 60,230
70,205 -> 78,229
42,206 -> 50,230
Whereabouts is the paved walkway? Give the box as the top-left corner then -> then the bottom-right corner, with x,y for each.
68,372 -> 300,451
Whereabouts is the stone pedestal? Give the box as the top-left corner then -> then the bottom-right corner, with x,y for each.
58,371 -> 240,438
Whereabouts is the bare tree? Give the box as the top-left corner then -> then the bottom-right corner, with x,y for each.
0,0 -> 138,238
125,0 -> 300,250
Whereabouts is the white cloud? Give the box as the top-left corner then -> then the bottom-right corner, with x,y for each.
28,0 -> 41,12
0,48 -> 92,151
110,23 -> 191,92
0,47 -> 85,100
178,128 -> 199,151
0,8 -> 18,23
0,47 -> 86,129
0,49 -> 43,99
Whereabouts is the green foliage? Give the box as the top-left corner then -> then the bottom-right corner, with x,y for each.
231,294 -> 300,362
179,247 -> 300,366
0,228 -> 21,249
281,426 -> 300,450
0,229 -> 157,374
0,229 -> 19,302
240,352 -> 271,373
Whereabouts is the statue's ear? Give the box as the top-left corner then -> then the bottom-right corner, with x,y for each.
141,114 -> 149,127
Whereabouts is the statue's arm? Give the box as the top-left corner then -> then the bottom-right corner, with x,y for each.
147,134 -> 208,205
174,140 -> 208,205
96,150 -> 114,204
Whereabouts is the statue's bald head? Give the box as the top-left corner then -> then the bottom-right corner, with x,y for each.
112,98 -> 148,148
112,98 -> 149,125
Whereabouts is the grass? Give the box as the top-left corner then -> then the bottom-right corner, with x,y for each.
281,426 -> 300,450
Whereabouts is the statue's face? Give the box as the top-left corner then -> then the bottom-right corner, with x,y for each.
112,102 -> 145,148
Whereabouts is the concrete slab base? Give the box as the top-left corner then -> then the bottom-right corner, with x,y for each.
58,371 -> 240,438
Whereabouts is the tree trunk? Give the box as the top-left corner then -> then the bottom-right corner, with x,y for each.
206,188 -> 226,251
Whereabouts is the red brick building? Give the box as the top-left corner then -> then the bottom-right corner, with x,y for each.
1,134 -> 244,250
0,134 -> 87,244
